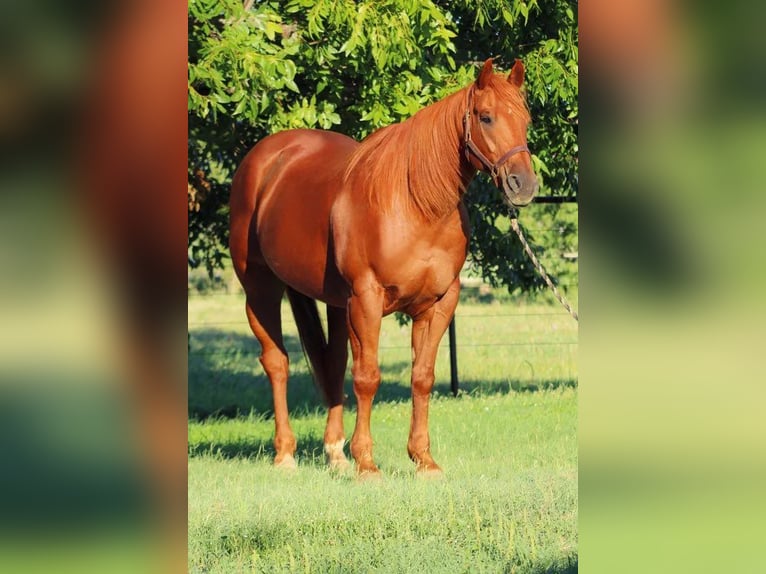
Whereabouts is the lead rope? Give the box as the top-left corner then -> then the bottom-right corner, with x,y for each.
509,208 -> 579,322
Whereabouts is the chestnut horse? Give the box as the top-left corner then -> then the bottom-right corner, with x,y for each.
229,58 -> 538,476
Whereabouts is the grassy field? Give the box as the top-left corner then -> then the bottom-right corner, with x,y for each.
189,292 -> 577,573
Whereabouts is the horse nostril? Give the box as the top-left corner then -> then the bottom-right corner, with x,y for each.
507,174 -> 522,193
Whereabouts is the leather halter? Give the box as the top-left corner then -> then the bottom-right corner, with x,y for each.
463,86 -> 530,186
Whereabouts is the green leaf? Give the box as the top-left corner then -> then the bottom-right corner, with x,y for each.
233,97 -> 248,116
283,59 -> 297,80
519,3 -> 529,23
265,21 -> 283,41
284,78 -> 300,93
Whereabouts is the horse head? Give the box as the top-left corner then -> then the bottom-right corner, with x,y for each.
464,58 -> 539,207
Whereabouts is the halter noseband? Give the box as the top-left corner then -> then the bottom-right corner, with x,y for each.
463,86 -> 530,186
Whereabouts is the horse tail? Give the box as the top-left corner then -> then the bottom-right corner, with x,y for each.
286,287 -> 330,404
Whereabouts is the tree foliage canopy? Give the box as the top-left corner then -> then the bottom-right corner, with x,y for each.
188,0 -> 578,293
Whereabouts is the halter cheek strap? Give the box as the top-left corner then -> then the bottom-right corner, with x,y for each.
463,86 -> 530,186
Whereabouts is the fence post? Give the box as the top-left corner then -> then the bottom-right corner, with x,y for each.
449,317 -> 459,396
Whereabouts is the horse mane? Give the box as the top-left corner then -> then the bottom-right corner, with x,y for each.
343,74 -> 530,221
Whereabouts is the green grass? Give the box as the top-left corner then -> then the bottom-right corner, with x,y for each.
189,293 -> 577,573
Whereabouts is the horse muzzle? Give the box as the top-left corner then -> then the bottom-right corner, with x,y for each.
501,171 -> 539,207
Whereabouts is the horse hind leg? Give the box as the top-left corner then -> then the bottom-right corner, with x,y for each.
286,289 -> 350,470
243,270 -> 296,469
323,305 -> 350,470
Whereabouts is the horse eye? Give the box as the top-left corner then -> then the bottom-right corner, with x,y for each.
479,115 -> 492,124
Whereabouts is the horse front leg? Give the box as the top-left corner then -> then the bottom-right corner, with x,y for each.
346,285 -> 384,477
408,278 -> 460,476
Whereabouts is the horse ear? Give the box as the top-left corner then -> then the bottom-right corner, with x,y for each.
508,58 -> 525,87
476,58 -> 494,90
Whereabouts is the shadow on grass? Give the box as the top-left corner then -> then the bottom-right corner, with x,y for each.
190,328 -> 412,420
189,328 -> 577,422
188,329 -> 318,420
441,377 -> 577,397
189,433 -> 328,464
529,558 -> 578,574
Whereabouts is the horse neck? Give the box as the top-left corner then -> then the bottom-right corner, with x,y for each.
402,87 -> 477,221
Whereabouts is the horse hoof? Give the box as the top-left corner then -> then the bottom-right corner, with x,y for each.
274,454 -> 297,470
328,457 -> 351,472
356,466 -> 383,482
416,466 -> 444,480
325,440 -> 350,471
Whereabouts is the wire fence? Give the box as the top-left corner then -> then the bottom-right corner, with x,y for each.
188,310 -> 575,328
188,309 -> 577,358
189,342 -> 576,358
188,307 -> 577,395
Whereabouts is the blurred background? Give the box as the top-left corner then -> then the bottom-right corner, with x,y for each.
580,0 -> 766,572
0,0 -> 186,572
0,0 -> 764,572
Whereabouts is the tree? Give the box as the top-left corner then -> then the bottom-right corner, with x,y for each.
188,0 -> 577,293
